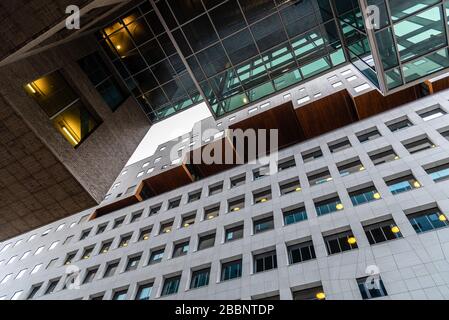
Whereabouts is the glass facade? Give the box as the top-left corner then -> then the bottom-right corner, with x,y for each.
95,0 -> 449,122
335,0 -> 449,91
98,0 -> 345,121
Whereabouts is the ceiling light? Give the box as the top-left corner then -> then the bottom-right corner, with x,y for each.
336,203 -> 344,210
184,223 -> 190,228
233,207 -> 240,212
391,226 -> 400,234
316,292 -> 326,300
116,44 -> 121,50
208,215 -> 215,220
347,236 -> 357,245
260,198 -> 268,203
373,192 -> 381,200
359,166 -> 365,171
61,126 -> 78,146
439,214 -> 447,222
243,97 -> 249,104
413,181 -> 421,188
295,187 -> 302,192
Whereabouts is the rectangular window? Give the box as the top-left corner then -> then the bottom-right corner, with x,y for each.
253,216 -> 274,234
439,128 -> 449,141
283,206 -> 307,225
356,127 -> 381,143
364,219 -> 402,245
357,276 -> 388,299
228,196 -> 245,212
78,52 -> 127,111
323,230 -> 358,255
160,221 -> 174,234
287,241 -> 316,264
425,162 -> 449,182
209,182 -> 223,196
198,233 -> 215,250
24,71 -> 101,147
125,254 -> 141,271
253,250 -> 277,273
403,136 -> 435,154
337,158 -> 365,176
328,137 -> 351,153
113,217 -> 125,229
130,210 -> 143,223
386,117 -> 413,132
253,165 -> 269,180
278,157 -> 296,171
314,196 -> 343,216
407,208 -> 449,233
230,174 -> 246,188
148,248 -> 164,265
96,223 -> 107,235
279,179 -> 301,195
181,214 -> 196,228
64,252 -> 77,265
369,147 -> 399,165
27,284 -> 42,300
418,105 -> 446,121
81,247 -> 94,260
168,197 -> 181,209
221,259 -> 242,281
292,286 -> 325,300
104,261 -> 119,278
100,240 -> 112,254
44,278 -> 59,295
204,205 -> 220,220
302,147 -> 323,163
348,185 -> 381,206
253,188 -> 272,204
385,174 -> 421,195
161,276 -> 181,296
79,229 -> 91,240
112,289 -> 128,300
119,234 -> 132,248
188,190 -> 202,203
83,267 -> 98,284
190,268 -> 210,289
138,227 -> 152,241
223,223 -> 243,243
149,204 -> 162,216
172,241 -> 189,258
307,168 -> 332,186
135,283 -> 153,300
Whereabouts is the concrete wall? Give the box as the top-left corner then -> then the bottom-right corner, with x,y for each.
0,33 -> 150,240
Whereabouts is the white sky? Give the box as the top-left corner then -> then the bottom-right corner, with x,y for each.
126,102 -> 212,166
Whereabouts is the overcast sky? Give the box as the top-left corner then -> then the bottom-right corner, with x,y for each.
126,102 -> 212,166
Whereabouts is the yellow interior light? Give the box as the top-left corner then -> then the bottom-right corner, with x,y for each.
373,192 -> 381,200
336,203 -> 344,210
116,44 -> 121,50
391,226 -> 400,234
413,181 -> 421,188
61,126 -> 79,146
359,166 -> 365,171
295,187 -> 302,192
243,97 -> 249,104
208,215 -> 215,220
143,235 -> 149,240
102,249 -> 108,253
316,292 -> 326,300
26,83 -> 37,94
394,156 -> 400,160
122,243 -> 128,247
347,236 -> 357,245
326,177 -> 333,182
184,223 -> 190,228
260,198 -> 267,203
439,214 -> 447,222
233,207 -> 240,212
165,229 -> 171,233
432,144 -> 436,148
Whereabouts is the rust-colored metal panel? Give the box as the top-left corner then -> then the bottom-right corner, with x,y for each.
295,90 -> 358,139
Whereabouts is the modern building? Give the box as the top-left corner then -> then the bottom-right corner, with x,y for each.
1,0 -> 449,300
